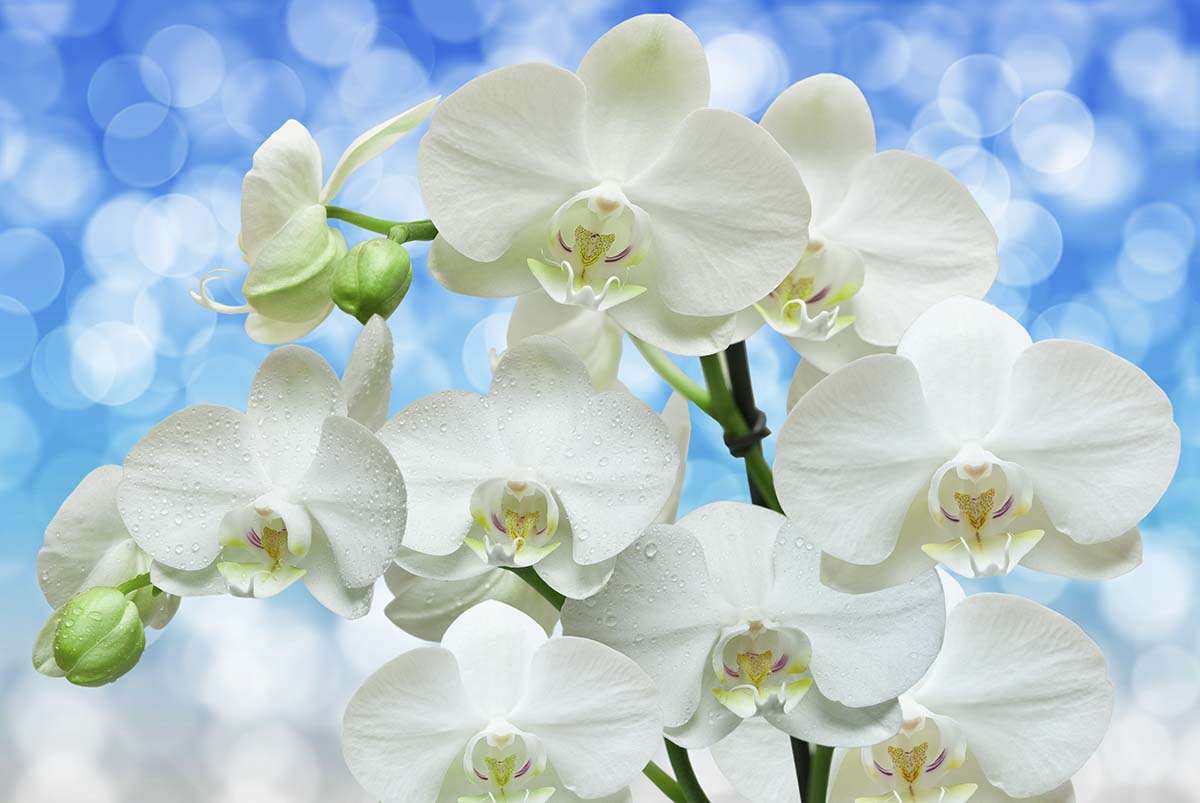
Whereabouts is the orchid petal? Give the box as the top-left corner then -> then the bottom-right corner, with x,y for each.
912,593 -> 1111,797
120,405 -> 268,570
427,228 -> 543,299
242,205 -> 345,323
775,354 -> 951,564
342,315 -> 394,432
510,635 -> 662,798
822,151 -> 998,347
985,339 -> 1179,546
378,390 -> 507,557
343,646 -> 485,803
577,14 -> 709,180
300,525 -> 374,619
507,290 -> 624,391
760,73 -> 876,221
150,562 -> 226,597
295,415 -> 406,588
709,717 -> 801,803
655,392 -> 691,524
441,600 -> 548,718
560,524 -> 723,729
626,108 -> 810,318
766,685 -> 902,748
418,62 -> 595,262
240,119 -> 323,261
244,303 -> 332,345
605,281 -> 738,356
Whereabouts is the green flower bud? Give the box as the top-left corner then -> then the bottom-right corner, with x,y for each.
51,587 -> 146,687
332,237 -> 413,325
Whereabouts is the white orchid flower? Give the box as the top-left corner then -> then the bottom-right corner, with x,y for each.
193,99 -> 438,344
418,14 -> 811,356
378,336 -> 678,600
710,593 -> 1109,803
343,600 -> 661,803
754,75 -> 998,373
776,296 -> 1180,592
38,465 -> 179,631
118,318 -> 405,619
562,501 -> 945,750
382,389 -> 689,639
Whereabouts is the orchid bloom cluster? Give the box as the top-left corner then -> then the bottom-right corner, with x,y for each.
31,13 -> 1181,803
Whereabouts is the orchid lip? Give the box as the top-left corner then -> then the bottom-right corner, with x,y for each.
993,494 -> 1014,518
806,284 -> 830,305
246,528 -> 263,549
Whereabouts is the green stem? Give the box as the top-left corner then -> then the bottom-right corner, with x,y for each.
807,744 -> 833,803
325,206 -> 438,242
631,337 -> 712,415
117,573 -> 152,595
644,761 -> 687,803
504,566 -> 566,611
665,740 -> 710,803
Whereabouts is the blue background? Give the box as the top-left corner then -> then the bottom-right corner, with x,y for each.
0,1 -> 1197,800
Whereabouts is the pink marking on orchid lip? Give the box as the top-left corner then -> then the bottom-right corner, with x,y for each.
604,244 -> 632,263
993,495 -> 1014,518
247,528 -> 263,549
926,748 -> 947,773
514,759 -> 532,779
771,654 -> 789,673
491,513 -> 508,534
557,231 -> 571,252
806,285 -> 830,305
724,663 -> 740,678
940,505 -> 961,523
874,761 -> 894,777
474,768 -> 489,781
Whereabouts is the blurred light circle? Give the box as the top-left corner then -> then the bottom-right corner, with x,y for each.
0,399 -> 40,491
936,145 -> 1011,218
938,54 -> 1023,137
706,32 -> 788,116
286,0 -> 377,66
906,120 -> 978,160
1155,52 -> 1200,133
411,0 -> 503,43
837,20 -> 910,91
461,312 -> 507,392
0,30 -> 63,112
1132,644 -> 1200,718
11,121 -> 101,220
997,565 -> 1068,604
83,192 -> 151,286
103,102 -> 188,187
774,7 -> 834,78
11,757 -> 117,803
982,281 -> 1030,320
67,280 -> 140,330
134,276 -> 217,357
338,46 -> 430,118
0,100 -> 27,180
87,53 -> 171,127
2,0 -> 119,37
1030,301 -> 1113,349
1047,123 -> 1143,209
69,321 -> 156,405
1101,712 -> 1173,786
995,199 -> 1063,287
0,228 -> 64,311
31,326 -> 92,410
221,58 -> 306,141
1003,33 -> 1073,93
1124,202 -> 1195,274
1117,252 -> 1188,305
1110,27 -> 1180,102
1100,543 -> 1193,642
898,4 -> 970,100
1011,90 -> 1094,174
0,294 -> 37,377
142,24 -> 225,108
1173,378 -> 1200,448
133,193 -> 219,278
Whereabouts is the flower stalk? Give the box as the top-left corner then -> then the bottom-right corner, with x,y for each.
325,205 -> 438,243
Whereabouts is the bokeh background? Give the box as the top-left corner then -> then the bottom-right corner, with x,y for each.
0,0 -> 1197,800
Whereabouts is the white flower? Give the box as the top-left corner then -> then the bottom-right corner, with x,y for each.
754,75 -> 998,373
378,336 -> 679,600
562,502 -> 946,749
382,390 -> 689,639
709,593 -> 1110,803
38,465 -> 179,630
418,14 -> 811,356
775,296 -> 1180,592
193,99 -> 437,344
118,317 -> 405,618
342,600 -> 661,803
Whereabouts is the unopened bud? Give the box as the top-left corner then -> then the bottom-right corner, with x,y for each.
50,587 -> 146,687
332,238 -> 413,325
